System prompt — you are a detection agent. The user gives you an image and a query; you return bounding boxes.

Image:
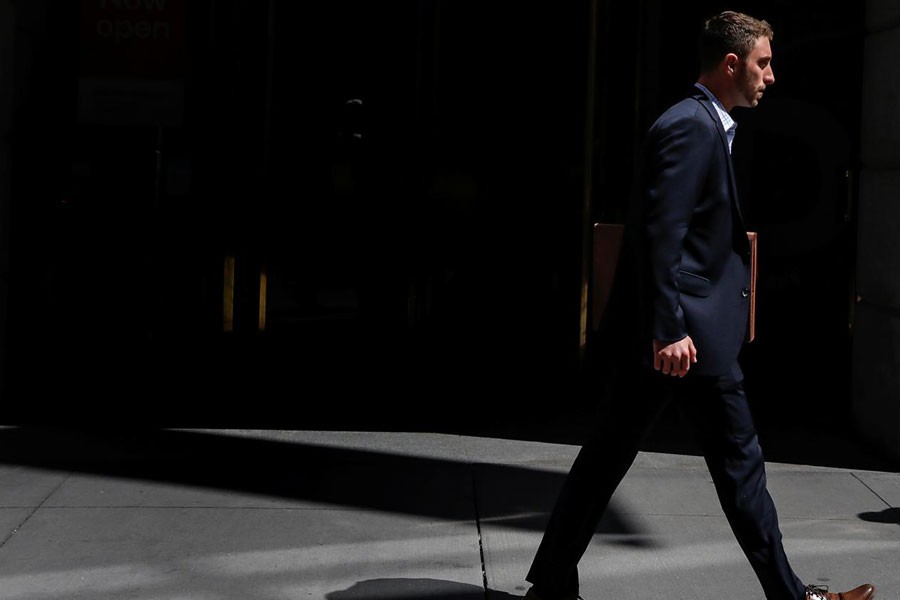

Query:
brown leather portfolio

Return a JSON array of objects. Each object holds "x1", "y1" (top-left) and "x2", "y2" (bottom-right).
[
  {"x1": 591, "y1": 223, "x2": 758, "y2": 342},
  {"x1": 746, "y1": 231, "x2": 757, "y2": 342}
]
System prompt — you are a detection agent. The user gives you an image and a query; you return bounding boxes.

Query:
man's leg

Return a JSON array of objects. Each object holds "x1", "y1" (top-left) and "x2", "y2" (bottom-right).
[
  {"x1": 677, "y1": 368, "x2": 806, "y2": 600},
  {"x1": 526, "y1": 367, "x2": 668, "y2": 599}
]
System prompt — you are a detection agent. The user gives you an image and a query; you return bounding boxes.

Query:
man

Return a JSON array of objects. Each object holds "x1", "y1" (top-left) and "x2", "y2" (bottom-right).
[{"x1": 523, "y1": 11, "x2": 876, "y2": 600}]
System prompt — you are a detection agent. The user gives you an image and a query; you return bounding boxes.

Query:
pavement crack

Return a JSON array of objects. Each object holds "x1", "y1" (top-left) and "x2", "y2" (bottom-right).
[
  {"x1": 0, "y1": 471, "x2": 72, "y2": 550},
  {"x1": 461, "y1": 438, "x2": 490, "y2": 600},
  {"x1": 472, "y1": 475, "x2": 489, "y2": 597},
  {"x1": 850, "y1": 472, "x2": 894, "y2": 508}
]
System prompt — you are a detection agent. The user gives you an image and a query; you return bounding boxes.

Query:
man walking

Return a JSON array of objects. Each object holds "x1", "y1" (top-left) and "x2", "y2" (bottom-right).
[{"x1": 524, "y1": 11, "x2": 876, "y2": 600}]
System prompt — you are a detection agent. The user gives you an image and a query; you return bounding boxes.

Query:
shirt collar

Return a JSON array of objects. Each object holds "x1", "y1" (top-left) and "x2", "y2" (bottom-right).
[
  {"x1": 694, "y1": 82, "x2": 736, "y2": 152},
  {"x1": 694, "y1": 82, "x2": 736, "y2": 133}
]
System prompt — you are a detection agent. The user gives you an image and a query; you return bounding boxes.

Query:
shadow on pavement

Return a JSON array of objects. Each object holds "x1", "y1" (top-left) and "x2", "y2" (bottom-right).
[
  {"x1": 857, "y1": 508, "x2": 900, "y2": 525},
  {"x1": 327, "y1": 579, "x2": 521, "y2": 600},
  {"x1": 0, "y1": 427, "x2": 647, "y2": 538}
]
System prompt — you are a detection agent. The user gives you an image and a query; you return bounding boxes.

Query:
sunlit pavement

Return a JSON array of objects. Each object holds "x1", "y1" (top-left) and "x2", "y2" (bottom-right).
[{"x1": 0, "y1": 428, "x2": 896, "y2": 600}]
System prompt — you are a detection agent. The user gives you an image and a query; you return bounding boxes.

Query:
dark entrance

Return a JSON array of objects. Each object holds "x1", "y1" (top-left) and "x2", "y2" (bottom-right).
[
  {"x1": 4, "y1": 1, "x2": 864, "y2": 433},
  {"x1": 7, "y1": 1, "x2": 592, "y2": 425}
]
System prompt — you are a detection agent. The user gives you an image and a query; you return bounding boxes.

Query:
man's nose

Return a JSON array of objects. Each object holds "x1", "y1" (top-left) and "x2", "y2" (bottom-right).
[{"x1": 764, "y1": 67, "x2": 775, "y2": 85}]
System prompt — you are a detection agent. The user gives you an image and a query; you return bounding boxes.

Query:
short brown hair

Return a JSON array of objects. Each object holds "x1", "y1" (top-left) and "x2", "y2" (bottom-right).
[{"x1": 699, "y1": 11, "x2": 773, "y2": 73}]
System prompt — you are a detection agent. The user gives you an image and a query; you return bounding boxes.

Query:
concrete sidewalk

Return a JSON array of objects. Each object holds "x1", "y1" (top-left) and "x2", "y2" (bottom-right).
[{"x1": 0, "y1": 427, "x2": 897, "y2": 600}]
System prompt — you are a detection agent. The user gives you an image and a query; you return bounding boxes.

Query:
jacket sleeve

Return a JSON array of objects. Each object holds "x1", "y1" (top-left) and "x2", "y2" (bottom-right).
[{"x1": 642, "y1": 113, "x2": 715, "y2": 344}]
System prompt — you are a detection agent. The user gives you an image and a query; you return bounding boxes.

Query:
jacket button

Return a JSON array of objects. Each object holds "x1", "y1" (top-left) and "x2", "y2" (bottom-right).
[{"x1": 741, "y1": 288, "x2": 750, "y2": 298}]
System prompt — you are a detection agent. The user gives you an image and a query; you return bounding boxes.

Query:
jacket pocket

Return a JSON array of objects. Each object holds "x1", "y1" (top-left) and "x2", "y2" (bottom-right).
[{"x1": 677, "y1": 269, "x2": 712, "y2": 298}]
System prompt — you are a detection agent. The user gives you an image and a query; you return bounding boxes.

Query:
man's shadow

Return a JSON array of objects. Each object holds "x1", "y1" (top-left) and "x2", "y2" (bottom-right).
[
  {"x1": 858, "y1": 508, "x2": 900, "y2": 525},
  {"x1": 327, "y1": 579, "x2": 520, "y2": 600}
]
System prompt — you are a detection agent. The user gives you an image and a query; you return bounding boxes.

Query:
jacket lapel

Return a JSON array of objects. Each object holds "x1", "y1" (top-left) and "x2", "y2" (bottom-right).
[{"x1": 692, "y1": 91, "x2": 747, "y2": 231}]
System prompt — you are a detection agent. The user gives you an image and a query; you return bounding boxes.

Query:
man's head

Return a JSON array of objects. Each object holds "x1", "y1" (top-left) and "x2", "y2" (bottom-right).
[{"x1": 698, "y1": 11, "x2": 775, "y2": 110}]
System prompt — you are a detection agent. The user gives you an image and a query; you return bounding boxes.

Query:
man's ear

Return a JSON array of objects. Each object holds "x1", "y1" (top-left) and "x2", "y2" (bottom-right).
[{"x1": 725, "y1": 53, "x2": 740, "y2": 75}]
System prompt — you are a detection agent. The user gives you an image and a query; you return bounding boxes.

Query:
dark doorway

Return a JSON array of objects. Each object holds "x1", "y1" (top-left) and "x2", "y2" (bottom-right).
[
  {"x1": 4, "y1": 1, "x2": 865, "y2": 434},
  {"x1": 6, "y1": 1, "x2": 593, "y2": 425}
]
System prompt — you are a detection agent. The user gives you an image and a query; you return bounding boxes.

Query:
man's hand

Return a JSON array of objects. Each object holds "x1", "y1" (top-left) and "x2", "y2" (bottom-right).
[{"x1": 653, "y1": 336, "x2": 698, "y2": 377}]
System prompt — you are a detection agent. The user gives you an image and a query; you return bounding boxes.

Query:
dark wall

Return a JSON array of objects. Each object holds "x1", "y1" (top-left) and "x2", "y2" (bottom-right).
[
  {"x1": 3, "y1": 1, "x2": 865, "y2": 431},
  {"x1": 4, "y1": 1, "x2": 593, "y2": 425}
]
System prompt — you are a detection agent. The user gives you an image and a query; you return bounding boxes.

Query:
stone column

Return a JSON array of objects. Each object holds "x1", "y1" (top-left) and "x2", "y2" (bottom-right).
[
  {"x1": 853, "y1": 2, "x2": 900, "y2": 461},
  {"x1": 0, "y1": 0, "x2": 13, "y2": 399}
]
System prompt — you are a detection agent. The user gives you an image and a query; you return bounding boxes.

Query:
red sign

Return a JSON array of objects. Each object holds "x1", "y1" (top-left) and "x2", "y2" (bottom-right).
[{"x1": 80, "y1": 0, "x2": 185, "y2": 79}]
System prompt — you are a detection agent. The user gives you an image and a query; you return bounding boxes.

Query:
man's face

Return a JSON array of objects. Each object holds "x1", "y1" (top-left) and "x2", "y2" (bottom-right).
[{"x1": 735, "y1": 36, "x2": 775, "y2": 108}]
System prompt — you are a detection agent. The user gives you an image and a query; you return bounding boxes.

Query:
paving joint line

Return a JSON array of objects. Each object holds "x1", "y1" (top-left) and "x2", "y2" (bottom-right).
[
  {"x1": 850, "y1": 472, "x2": 894, "y2": 508},
  {"x1": 0, "y1": 471, "x2": 72, "y2": 550},
  {"x1": 461, "y1": 437, "x2": 490, "y2": 600}
]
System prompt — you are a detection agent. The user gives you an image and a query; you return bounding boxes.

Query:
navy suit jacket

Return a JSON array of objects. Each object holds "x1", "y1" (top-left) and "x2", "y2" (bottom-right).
[{"x1": 635, "y1": 88, "x2": 753, "y2": 377}]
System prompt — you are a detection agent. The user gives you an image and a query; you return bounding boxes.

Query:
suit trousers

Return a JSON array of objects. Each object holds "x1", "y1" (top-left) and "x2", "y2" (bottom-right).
[{"x1": 525, "y1": 361, "x2": 806, "y2": 600}]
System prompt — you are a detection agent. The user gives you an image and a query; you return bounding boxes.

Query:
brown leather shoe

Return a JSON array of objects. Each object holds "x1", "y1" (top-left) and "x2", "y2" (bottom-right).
[{"x1": 805, "y1": 583, "x2": 876, "y2": 600}]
